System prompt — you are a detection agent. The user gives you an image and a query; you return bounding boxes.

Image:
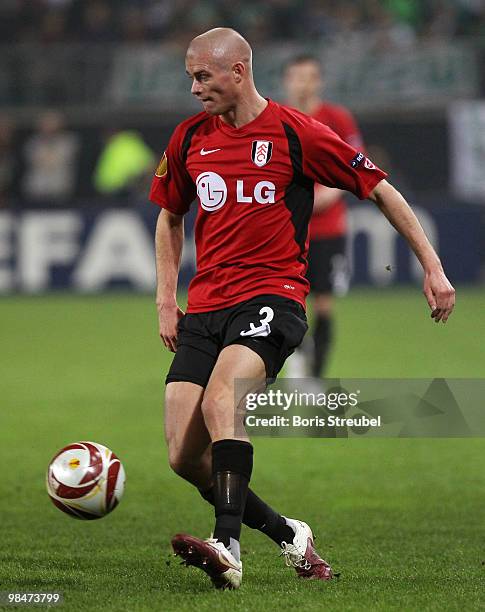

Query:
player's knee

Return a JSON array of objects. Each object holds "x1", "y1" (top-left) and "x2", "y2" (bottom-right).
[
  {"x1": 168, "y1": 449, "x2": 199, "y2": 480},
  {"x1": 313, "y1": 294, "x2": 333, "y2": 316},
  {"x1": 167, "y1": 447, "x2": 186, "y2": 476},
  {"x1": 200, "y1": 391, "x2": 229, "y2": 422},
  {"x1": 164, "y1": 383, "x2": 185, "y2": 413}
]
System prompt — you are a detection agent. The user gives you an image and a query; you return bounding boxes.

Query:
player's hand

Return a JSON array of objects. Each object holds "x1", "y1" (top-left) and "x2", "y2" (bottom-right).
[
  {"x1": 157, "y1": 302, "x2": 185, "y2": 352},
  {"x1": 423, "y1": 267, "x2": 455, "y2": 323}
]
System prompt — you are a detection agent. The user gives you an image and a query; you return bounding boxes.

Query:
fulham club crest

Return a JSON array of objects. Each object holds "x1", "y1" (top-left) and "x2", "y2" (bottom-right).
[{"x1": 251, "y1": 141, "x2": 273, "y2": 167}]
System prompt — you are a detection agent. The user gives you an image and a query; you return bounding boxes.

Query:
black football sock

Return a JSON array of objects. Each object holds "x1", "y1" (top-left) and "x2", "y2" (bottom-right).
[
  {"x1": 243, "y1": 489, "x2": 295, "y2": 546},
  {"x1": 199, "y1": 486, "x2": 294, "y2": 547},
  {"x1": 312, "y1": 314, "x2": 332, "y2": 378},
  {"x1": 211, "y1": 439, "x2": 253, "y2": 556}
]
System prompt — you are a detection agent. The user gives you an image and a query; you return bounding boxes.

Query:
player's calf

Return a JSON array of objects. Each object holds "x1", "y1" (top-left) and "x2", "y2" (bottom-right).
[{"x1": 211, "y1": 439, "x2": 253, "y2": 552}]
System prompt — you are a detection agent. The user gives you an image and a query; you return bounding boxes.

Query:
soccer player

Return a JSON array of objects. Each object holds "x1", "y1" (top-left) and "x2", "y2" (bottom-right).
[
  {"x1": 150, "y1": 28, "x2": 455, "y2": 590},
  {"x1": 283, "y1": 55, "x2": 364, "y2": 379}
]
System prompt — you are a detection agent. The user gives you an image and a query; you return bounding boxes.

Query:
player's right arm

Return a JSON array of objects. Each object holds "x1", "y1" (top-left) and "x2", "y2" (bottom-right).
[
  {"x1": 149, "y1": 122, "x2": 198, "y2": 351},
  {"x1": 155, "y1": 210, "x2": 185, "y2": 352}
]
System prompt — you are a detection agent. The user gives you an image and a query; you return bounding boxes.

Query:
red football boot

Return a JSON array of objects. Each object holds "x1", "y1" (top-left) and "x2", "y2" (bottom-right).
[{"x1": 279, "y1": 518, "x2": 334, "y2": 580}]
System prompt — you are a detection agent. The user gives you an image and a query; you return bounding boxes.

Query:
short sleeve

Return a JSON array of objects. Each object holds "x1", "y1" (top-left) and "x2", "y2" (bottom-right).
[
  {"x1": 301, "y1": 119, "x2": 387, "y2": 200},
  {"x1": 149, "y1": 125, "x2": 196, "y2": 215}
]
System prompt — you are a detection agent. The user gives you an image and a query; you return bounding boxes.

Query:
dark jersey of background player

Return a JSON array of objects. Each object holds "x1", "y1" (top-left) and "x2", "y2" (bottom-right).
[
  {"x1": 150, "y1": 99, "x2": 385, "y2": 314},
  {"x1": 283, "y1": 54, "x2": 364, "y2": 378}
]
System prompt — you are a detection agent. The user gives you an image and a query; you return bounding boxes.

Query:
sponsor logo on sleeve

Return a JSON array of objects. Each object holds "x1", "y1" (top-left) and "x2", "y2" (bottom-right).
[
  {"x1": 350, "y1": 152, "x2": 365, "y2": 168},
  {"x1": 364, "y1": 157, "x2": 376, "y2": 170},
  {"x1": 155, "y1": 152, "x2": 168, "y2": 177}
]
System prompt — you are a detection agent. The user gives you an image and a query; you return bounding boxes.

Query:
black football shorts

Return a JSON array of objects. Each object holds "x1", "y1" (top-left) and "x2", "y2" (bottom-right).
[
  {"x1": 166, "y1": 294, "x2": 308, "y2": 387},
  {"x1": 306, "y1": 236, "x2": 349, "y2": 295}
]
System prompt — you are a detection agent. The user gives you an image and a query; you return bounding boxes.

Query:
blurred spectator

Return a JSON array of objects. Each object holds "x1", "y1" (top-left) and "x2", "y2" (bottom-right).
[
  {"x1": 13, "y1": 1, "x2": 45, "y2": 44},
  {"x1": 45, "y1": 0, "x2": 75, "y2": 6},
  {"x1": 2, "y1": 0, "x2": 483, "y2": 45},
  {"x1": 0, "y1": 1, "x2": 22, "y2": 45},
  {"x1": 380, "y1": 0, "x2": 423, "y2": 30},
  {"x1": 0, "y1": 115, "x2": 16, "y2": 208},
  {"x1": 81, "y1": 1, "x2": 117, "y2": 43},
  {"x1": 119, "y1": 6, "x2": 147, "y2": 43},
  {"x1": 366, "y1": 1, "x2": 416, "y2": 51},
  {"x1": 39, "y1": 9, "x2": 69, "y2": 44},
  {"x1": 144, "y1": 0, "x2": 179, "y2": 39},
  {"x1": 266, "y1": 0, "x2": 305, "y2": 40},
  {"x1": 302, "y1": 0, "x2": 342, "y2": 39},
  {"x1": 219, "y1": 1, "x2": 272, "y2": 43},
  {"x1": 334, "y1": 2, "x2": 365, "y2": 34},
  {"x1": 423, "y1": 0, "x2": 459, "y2": 41},
  {"x1": 93, "y1": 130, "x2": 154, "y2": 201},
  {"x1": 22, "y1": 111, "x2": 80, "y2": 205},
  {"x1": 182, "y1": 2, "x2": 224, "y2": 40},
  {"x1": 329, "y1": 2, "x2": 369, "y2": 51}
]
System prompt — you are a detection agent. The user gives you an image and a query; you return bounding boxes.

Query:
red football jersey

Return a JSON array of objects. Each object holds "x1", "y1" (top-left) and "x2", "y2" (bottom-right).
[
  {"x1": 310, "y1": 102, "x2": 365, "y2": 239},
  {"x1": 150, "y1": 99, "x2": 385, "y2": 313}
]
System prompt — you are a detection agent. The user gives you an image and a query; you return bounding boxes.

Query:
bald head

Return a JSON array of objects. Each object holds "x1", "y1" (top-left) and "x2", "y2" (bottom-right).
[
  {"x1": 185, "y1": 28, "x2": 265, "y2": 119},
  {"x1": 187, "y1": 28, "x2": 252, "y2": 75}
]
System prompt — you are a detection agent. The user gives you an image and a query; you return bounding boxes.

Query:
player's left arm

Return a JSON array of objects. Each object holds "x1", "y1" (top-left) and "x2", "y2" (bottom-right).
[{"x1": 368, "y1": 179, "x2": 455, "y2": 323}]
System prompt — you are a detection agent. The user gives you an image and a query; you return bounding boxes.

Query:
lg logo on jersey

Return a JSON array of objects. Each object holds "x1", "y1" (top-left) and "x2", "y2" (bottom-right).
[
  {"x1": 196, "y1": 172, "x2": 275, "y2": 212},
  {"x1": 196, "y1": 172, "x2": 227, "y2": 212}
]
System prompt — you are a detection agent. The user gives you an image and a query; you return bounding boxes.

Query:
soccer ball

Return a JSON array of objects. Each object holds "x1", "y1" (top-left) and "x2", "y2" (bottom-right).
[{"x1": 46, "y1": 441, "x2": 125, "y2": 520}]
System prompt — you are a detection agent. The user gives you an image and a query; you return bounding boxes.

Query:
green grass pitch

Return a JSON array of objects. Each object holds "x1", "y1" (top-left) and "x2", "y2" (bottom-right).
[{"x1": 1, "y1": 288, "x2": 484, "y2": 611}]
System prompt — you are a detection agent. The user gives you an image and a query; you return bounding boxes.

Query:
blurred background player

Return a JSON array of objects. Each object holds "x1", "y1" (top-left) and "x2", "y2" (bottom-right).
[
  {"x1": 21, "y1": 111, "x2": 80, "y2": 207},
  {"x1": 283, "y1": 55, "x2": 364, "y2": 380}
]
